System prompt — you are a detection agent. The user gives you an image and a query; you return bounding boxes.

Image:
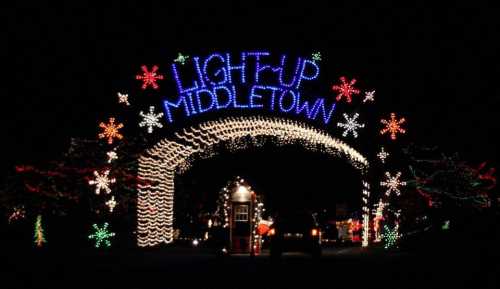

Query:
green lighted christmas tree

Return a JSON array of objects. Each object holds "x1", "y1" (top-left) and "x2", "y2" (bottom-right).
[{"x1": 34, "y1": 215, "x2": 46, "y2": 247}]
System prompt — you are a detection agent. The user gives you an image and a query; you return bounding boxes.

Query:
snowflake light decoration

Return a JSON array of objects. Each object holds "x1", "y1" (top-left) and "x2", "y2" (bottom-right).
[
  {"x1": 380, "y1": 171, "x2": 406, "y2": 197},
  {"x1": 98, "y1": 118, "x2": 124, "y2": 144},
  {"x1": 8, "y1": 206, "x2": 26, "y2": 224},
  {"x1": 311, "y1": 52, "x2": 322, "y2": 62},
  {"x1": 117, "y1": 92, "x2": 130, "y2": 106},
  {"x1": 139, "y1": 106, "x2": 164, "y2": 133},
  {"x1": 88, "y1": 170, "x2": 116, "y2": 195},
  {"x1": 107, "y1": 150, "x2": 118, "y2": 163},
  {"x1": 135, "y1": 65, "x2": 164, "y2": 90},
  {"x1": 380, "y1": 113, "x2": 406, "y2": 140},
  {"x1": 337, "y1": 113, "x2": 365, "y2": 138},
  {"x1": 363, "y1": 90, "x2": 375, "y2": 103},
  {"x1": 88, "y1": 222, "x2": 115, "y2": 248},
  {"x1": 106, "y1": 196, "x2": 117, "y2": 213},
  {"x1": 174, "y1": 53, "x2": 190, "y2": 65},
  {"x1": 382, "y1": 225, "x2": 399, "y2": 249},
  {"x1": 377, "y1": 147, "x2": 389, "y2": 163},
  {"x1": 331, "y1": 76, "x2": 360, "y2": 103}
]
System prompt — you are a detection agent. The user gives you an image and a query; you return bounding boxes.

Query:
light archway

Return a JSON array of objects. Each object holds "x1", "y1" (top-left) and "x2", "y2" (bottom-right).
[{"x1": 137, "y1": 116, "x2": 370, "y2": 247}]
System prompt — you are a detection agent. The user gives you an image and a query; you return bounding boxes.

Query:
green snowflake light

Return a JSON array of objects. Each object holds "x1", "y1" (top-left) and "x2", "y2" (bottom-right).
[
  {"x1": 174, "y1": 53, "x2": 190, "y2": 65},
  {"x1": 88, "y1": 222, "x2": 115, "y2": 248},
  {"x1": 311, "y1": 52, "x2": 322, "y2": 62},
  {"x1": 382, "y1": 225, "x2": 399, "y2": 249}
]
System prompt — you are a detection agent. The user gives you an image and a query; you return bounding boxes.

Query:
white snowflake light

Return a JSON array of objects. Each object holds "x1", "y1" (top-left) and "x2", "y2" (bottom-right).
[
  {"x1": 377, "y1": 147, "x2": 389, "y2": 163},
  {"x1": 337, "y1": 113, "x2": 365, "y2": 138},
  {"x1": 88, "y1": 170, "x2": 116, "y2": 195},
  {"x1": 117, "y1": 92, "x2": 130, "y2": 106},
  {"x1": 363, "y1": 90, "x2": 375, "y2": 103},
  {"x1": 311, "y1": 52, "x2": 322, "y2": 62},
  {"x1": 380, "y1": 171, "x2": 406, "y2": 197},
  {"x1": 106, "y1": 196, "x2": 117, "y2": 213},
  {"x1": 174, "y1": 53, "x2": 190, "y2": 65},
  {"x1": 107, "y1": 151, "x2": 118, "y2": 163},
  {"x1": 139, "y1": 106, "x2": 164, "y2": 133}
]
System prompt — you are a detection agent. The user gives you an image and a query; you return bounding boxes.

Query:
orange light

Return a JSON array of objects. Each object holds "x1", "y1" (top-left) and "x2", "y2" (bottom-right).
[
  {"x1": 268, "y1": 228, "x2": 276, "y2": 236},
  {"x1": 98, "y1": 117, "x2": 124, "y2": 144},
  {"x1": 380, "y1": 113, "x2": 406, "y2": 140},
  {"x1": 311, "y1": 229, "x2": 319, "y2": 236}
]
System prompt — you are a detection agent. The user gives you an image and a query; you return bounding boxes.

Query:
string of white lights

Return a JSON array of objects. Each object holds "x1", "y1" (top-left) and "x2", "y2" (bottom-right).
[
  {"x1": 362, "y1": 181, "x2": 370, "y2": 247},
  {"x1": 137, "y1": 116, "x2": 370, "y2": 247}
]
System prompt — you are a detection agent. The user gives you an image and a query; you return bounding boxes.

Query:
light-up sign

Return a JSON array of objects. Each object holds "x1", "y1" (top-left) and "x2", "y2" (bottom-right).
[{"x1": 163, "y1": 51, "x2": 336, "y2": 124}]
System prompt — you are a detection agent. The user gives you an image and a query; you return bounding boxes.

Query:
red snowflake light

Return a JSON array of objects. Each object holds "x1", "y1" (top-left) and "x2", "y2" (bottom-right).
[
  {"x1": 135, "y1": 65, "x2": 164, "y2": 90},
  {"x1": 331, "y1": 76, "x2": 360, "y2": 103},
  {"x1": 98, "y1": 117, "x2": 124, "y2": 144},
  {"x1": 380, "y1": 113, "x2": 406, "y2": 140}
]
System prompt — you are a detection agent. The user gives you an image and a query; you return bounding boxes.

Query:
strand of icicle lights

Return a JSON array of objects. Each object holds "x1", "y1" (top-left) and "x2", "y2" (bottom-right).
[
  {"x1": 137, "y1": 116, "x2": 370, "y2": 247},
  {"x1": 362, "y1": 181, "x2": 370, "y2": 247}
]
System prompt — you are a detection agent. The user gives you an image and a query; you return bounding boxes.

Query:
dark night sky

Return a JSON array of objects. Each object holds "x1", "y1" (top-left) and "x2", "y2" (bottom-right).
[{"x1": 3, "y1": 4, "x2": 499, "y2": 206}]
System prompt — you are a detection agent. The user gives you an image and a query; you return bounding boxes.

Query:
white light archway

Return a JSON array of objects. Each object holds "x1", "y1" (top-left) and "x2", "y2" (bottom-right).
[{"x1": 137, "y1": 116, "x2": 370, "y2": 247}]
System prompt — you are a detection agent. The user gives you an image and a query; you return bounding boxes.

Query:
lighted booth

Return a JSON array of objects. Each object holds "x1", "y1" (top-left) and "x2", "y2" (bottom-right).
[
  {"x1": 214, "y1": 177, "x2": 265, "y2": 255},
  {"x1": 230, "y1": 184, "x2": 254, "y2": 253}
]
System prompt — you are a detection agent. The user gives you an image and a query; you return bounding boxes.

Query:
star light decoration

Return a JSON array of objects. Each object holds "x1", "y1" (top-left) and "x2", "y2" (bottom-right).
[
  {"x1": 380, "y1": 113, "x2": 406, "y2": 140},
  {"x1": 377, "y1": 147, "x2": 389, "y2": 163},
  {"x1": 139, "y1": 106, "x2": 164, "y2": 133},
  {"x1": 107, "y1": 150, "x2": 118, "y2": 163},
  {"x1": 174, "y1": 53, "x2": 190, "y2": 65},
  {"x1": 311, "y1": 52, "x2": 322, "y2": 62},
  {"x1": 337, "y1": 113, "x2": 365, "y2": 138},
  {"x1": 88, "y1": 170, "x2": 116, "y2": 195},
  {"x1": 135, "y1": 65, "x2": 164, "y2": 90},
  {"x1": 106, "y1": 196, "x2": 117, "y2": 213},
  {"x1": 8, "y1": 206, "x2": 26, "y2": 223},
  {"x1": 331, "y1": 76, "x2": 360, "y2": 103},
  {"x1": 363, "y1": 90, "x2": 375, "y2": 103},
  {"x1": 117, "y1": 92, "x2": 130, "y2": 106},
  {"x1": 380, "y1": 171, "x2": 406, "y2": 197},
  {"x1": 88, "y1": 223, "x2": 115, "y2": 248},
  {"x1": 98, "y1": 118, "x2": 124, "y2": 144}
]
